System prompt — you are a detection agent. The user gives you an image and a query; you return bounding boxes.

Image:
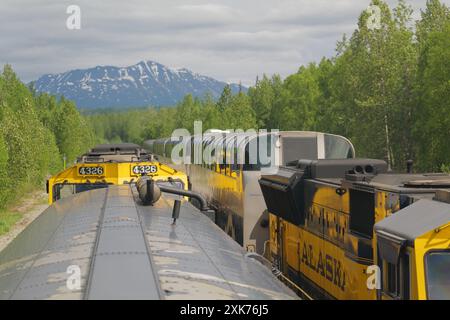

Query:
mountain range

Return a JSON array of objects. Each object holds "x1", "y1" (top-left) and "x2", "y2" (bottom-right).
[{"x1": 32, "y1": 60, "x2": 244, "y2": 109}]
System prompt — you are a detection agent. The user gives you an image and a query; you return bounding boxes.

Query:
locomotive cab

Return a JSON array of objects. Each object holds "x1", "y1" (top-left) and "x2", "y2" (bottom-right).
[
  {"x1": 374, "y1": 191, "x2": 450, "y2": 300},
  {"x1": 47, "y1": 143, "x2": 188, "y2": 204}
]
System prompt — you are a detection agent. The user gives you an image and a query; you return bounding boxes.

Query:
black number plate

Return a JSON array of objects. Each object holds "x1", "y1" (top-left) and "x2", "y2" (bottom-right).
[
  {"x1": 132, "y1": 165, "x2": 158, "y2": 175},
  {"x1": 78, "y1": 166, "x2": 104, "y2": 176}
]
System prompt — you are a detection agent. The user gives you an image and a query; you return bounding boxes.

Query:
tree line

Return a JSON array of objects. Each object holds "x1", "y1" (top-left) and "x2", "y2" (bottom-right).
[
  {"x1": 0, "y1": 65, "x2": 95, "y2": 210},
  {"x1": 1, "y1": 0, "x2": 448, "y2": 212},
  {"x1": 89, "y1": 0, "x2": 450, "y2": 172}
]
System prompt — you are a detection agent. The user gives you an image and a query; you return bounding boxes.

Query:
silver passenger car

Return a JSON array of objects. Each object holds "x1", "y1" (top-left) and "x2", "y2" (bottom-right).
[{"x1": 145, "y1": 131, "x2": 355, "y2": 255}]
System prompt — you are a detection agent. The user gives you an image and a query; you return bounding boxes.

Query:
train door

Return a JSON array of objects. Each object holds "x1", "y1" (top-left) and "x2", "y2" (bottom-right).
[
  {"x1": 297, "y1": 204, "x2": 326, "y2": 298},
  {"x1": 304, "y1": 184, "x2": 347, "y2": 299},
  {"x1": 276, "y1": 217, "x2": 286, "y2": 274},
  {"x1": 318, "y1": 206, "x2": 328, "y2": 297},
  {"x1": 323, "y1": 206, "x2": 339, "y2": 296},
  {"x1": 376, "y1": 234, "x2": 412, "y2": 300}
]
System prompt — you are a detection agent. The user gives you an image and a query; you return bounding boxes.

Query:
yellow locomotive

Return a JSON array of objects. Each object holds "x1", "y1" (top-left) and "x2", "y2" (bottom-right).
[
  {"x1": 259, "y1": 159, "x2": 450, "y2": 300},
  {"x1": 47, "y1": 143, "x2": 188, "y2": 204}
]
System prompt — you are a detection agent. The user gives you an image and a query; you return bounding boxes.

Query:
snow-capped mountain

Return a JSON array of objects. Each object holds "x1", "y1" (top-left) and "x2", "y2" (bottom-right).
[{"x1": 32, "y1": 60, "x2": 243, "y2": 109}]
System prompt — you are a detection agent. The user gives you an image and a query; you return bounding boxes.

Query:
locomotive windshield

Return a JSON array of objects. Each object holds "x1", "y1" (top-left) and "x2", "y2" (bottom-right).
[
  {"x1": 281, "y1": 133, "x2": 355, "y2": 165},
  {"x1": 52, "y1": 183, "x2": 110, "y2": 202},
  {"x1": 425, "y1": 250, "x2": 450, "y2": 300},
  {"x1": 324, "y1": 134, "x2": 355, "y2": 159}
]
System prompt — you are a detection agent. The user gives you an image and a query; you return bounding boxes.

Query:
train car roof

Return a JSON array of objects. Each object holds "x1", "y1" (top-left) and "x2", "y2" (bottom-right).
[
  {"x1": 90, "y1": 143, "x2": 142, "y2": 153},
  {"x1": 148, "y1": 131, "x2": 354, "y2": 145},
  {"x1": 278, "y1": 159, "x2": 450, "y2": 195},
  {"x1": 347, "y1": 173, "x2": 450, "y2": 196},
  {"x1": 375, "y1": 198, "x2": 450, "y2": 245},
  {"x1": 0, "y1": 186, "x2": 297, "y2": 300}
]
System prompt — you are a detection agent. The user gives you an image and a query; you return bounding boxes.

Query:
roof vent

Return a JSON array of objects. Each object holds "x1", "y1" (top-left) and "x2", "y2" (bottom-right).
[{"x1": 404, "y1": 180, "x2": 450, "y2": 188}]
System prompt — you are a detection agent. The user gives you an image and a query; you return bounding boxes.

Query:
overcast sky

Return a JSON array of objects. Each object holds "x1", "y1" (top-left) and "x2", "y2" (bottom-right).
[{"x1": 0, "y1": 0, "x2": 448, "y2": 86}]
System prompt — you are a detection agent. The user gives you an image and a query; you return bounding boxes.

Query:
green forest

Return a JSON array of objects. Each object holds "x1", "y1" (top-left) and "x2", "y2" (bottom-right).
[
  {"x1": 0, "y1": 0, "x2": 449, "y2": 215},
  {"x1": 0, "y1": 65, "x2": 95, "y2": 212}
]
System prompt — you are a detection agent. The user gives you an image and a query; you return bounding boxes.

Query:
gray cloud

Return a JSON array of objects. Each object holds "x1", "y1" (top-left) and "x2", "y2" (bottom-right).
[{"x1": 0, "y1": 0, "x2": 448, "y2": 86}]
